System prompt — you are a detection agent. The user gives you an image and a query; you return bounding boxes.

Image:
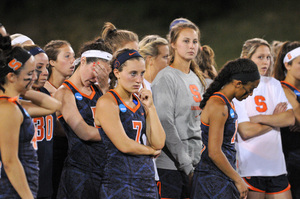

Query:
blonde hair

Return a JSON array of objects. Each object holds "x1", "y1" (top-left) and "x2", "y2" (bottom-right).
[
  {"x1": 101, "y1": 22, "x2": 138, "y2": 53},
  {"x1": 139, "y1": 35, "x2": 168, "y2": 58}
]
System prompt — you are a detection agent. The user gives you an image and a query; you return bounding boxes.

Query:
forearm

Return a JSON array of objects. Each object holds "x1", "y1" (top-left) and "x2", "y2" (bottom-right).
[
  {"x1": 4, "y1": 159, "x2": 34, "y2": 199},
  {"x1": 118, "y1": 138, "x2": 157, "y2": 155},
  {"x1": 146, "y1": 106, "x2": 166, "y2": 150},
  {"x1": 238, "y1": 122, "x2": 272, "y2": 140},
  {"x1": 251, "y1": 110, "x2": 295, "y2": 127},
  {"x1": 209, "y1": 149, "x2": 241, "y2": 183},
  {"x1": 73, "y1": 121, "x2": 101, "y2": 141}
]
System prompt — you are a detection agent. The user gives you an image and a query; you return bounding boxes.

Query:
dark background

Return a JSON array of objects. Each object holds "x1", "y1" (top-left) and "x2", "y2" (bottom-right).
[{"x1": 1, "y1": 0, "x2": 299, "y2": 69}]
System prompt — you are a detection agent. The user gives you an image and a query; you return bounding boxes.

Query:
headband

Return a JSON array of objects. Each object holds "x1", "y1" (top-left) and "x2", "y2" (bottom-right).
[
  {"x1": 0, "y1": 48, "x2": 32, "y2": 78},
  {"x1": 231, "y1": 70, "x2": 260, "y2": 82},
  {"x1": 283, "y1": 47, "x2": 300, "y2": 64},
  {"x1": 11, "y1": 35, "x2": 34, "y2": 46},
  {"x1": 29, "y1": 47, "x2": 45, "y2": 56},
  {"x1": 169, "y1": 19, "x2": 189, "y2": 30},
  {"x1": 81, "y1": 50, "x2": 112, "y2": 61},
  {"x1": 113, "y1": 50, "x2": 143, "y2": 69}
]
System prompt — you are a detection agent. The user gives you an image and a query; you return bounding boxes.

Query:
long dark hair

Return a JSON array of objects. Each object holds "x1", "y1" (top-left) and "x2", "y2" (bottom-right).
[{"x1": 200, "y1": 58, "x2": 259, "y2": 109}]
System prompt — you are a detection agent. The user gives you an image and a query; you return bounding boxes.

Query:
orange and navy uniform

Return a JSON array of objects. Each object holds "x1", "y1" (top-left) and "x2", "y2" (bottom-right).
[
  {"x1": 56, "y1": 80, "x2": 105, "y2": 199},
  {"x1": 191, "y1": 92, "x2": 239, "y2": 198},
  {"x1": 0, "y1": 96, "x2": 39, "y2": 198},
  {"x1": 99, "y1": 89, "x2": 158, "y2": 199}
]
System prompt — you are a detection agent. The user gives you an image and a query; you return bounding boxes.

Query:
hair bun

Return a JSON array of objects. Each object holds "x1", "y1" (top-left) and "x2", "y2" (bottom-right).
[{"x1": 0, "y1": 35, "x2": 12, "y2": 52}]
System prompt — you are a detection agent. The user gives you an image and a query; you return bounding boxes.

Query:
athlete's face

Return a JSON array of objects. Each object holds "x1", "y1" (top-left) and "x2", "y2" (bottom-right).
[
  {"x1": 32, "y1": 53, "x2": 49, "y2": 89},
  {"x1": 15, "y1": 56, "x2": 37, "y2": 92},
  {"x1": 172, "y1": 28, "x2": 199, "y2": 62},
  {"x1": 250, "y1": 45, "x2": 272, "y2": 76},
  {"x1": 152, "y1": 45, "x2": 169, "y2": 72},
  {"x1": 286, "y1": 56, "x2": 300, "y2": 81},
  {"x1": 236, "y1": 79, "x2": 260, "y2": 101},
  {"x1": 81, "y1": 58, "x2": 110, "y2": 87},
  {"x1": 115, "y1": 59, "x2": 145, "y2": 93},
  {"x1": 51, "y1": 45, "x2": 75, "y2": 77}
]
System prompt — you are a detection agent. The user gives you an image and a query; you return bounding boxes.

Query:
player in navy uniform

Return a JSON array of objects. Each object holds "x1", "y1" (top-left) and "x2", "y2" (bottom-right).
[
  {"x1": 191, "y1": 59, "x2": 260, "y2": 199},
  {"x1": 24, "y1": 44, "x2": 57, "y2": 199},
  {"x1": 54, "y1": 40, "x2": 112, "y2": 199},
  {"x1": 0, "y1": 35, "x2": 61, "y2": 199},
  {"x1": 94, "y1": 49, "x2": 165, "y2": 198},
  {"x1": 274, "y1": 41, "x2": 300, "y2": 199}
]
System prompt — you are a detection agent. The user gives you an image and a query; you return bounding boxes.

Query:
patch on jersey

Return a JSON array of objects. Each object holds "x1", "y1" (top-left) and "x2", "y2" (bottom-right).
[
  {"x1": 119, "y1": 104, "x2": 127, "y2": 112},
  {"x1": 294, "y1": 89, "x2": 300, "y2": 97},
  {"x1": 23, "y1": 108, "x2": 30, "y2": 117},
  {"x1": 75, "y1": 92, "x2": 83, "y2": 100},
  {"x1": 133, "y1": 99, "x2": 138, "y2": 105},
  {"x1": 230, "y1": 108, "x2": 235, "y2": 118}
]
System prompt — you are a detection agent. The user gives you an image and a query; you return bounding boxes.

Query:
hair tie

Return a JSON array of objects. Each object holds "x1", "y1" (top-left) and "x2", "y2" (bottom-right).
[{"x1": 111, "y1": 28, "x2": 117, "y2": 33}]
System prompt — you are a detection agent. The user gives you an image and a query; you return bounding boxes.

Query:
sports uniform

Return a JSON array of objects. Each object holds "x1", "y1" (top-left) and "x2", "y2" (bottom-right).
[
  {"x1": 56, "y1": 80, "x2": 105, "y2": 199},
  {"x1": 151, "y1": 66, "x2": 204, "y2": 198},
  {"x1": 234, "y1": 76, "x2": 292, "y2": 194},
  {"x1": 280, "y1": 81, "x2": 300, "y2": 198},
  {"x1": 33, "y1": 87, "x2": 55, "y2": 198},
  {"x1": 191, "y1": 92, "x2": 239, "y2": 199},
  {"x1": 99, "y1": 89, "x2": 158, "y2": 199},
  {"x1": 0, "y1": 96, "x2": 39, "y2": 198}
]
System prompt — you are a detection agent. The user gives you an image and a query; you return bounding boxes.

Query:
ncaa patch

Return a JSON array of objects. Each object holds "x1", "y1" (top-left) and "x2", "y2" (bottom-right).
[
  {"x1": 230, "y1": 108, "x2": 235, "y2": 118},
  {"x1": 119, "y1": 104, "x2": 127, "y2": 112},
  {"x1": 75, "y1": 92, "x2": 83, "y2": 100},
  {"x1": 294, "y1": 89, "x2": 300, "y2": 97}
]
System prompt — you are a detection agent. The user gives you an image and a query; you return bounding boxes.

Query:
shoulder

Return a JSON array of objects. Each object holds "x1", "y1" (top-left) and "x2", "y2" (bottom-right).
[
  {"x1": 152, "y1": 66, "x2": 177, "y2": 84},
  {"x1": 54, "y1": 84, "x2": 73, "y2": 100},
  {"x1": 206, "y1": 96, "x2": 228, "y2": 115},
  {"x1": 96, "y1": 92, "x2": 118, "y2": 110},
  {"x1": 261, "y1": 76, "x2": 281, "y2": 87},
  {"x1": 0, "y1": 100, "x2": 22, "y2": 122}
]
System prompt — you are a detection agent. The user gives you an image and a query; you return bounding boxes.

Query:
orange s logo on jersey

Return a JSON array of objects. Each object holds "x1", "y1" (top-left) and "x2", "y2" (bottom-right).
[
  {"x1": 132, "y1": 121, "x2": 142, "y2": 143},
  {"x1": 189, "y1": 85, "x2": 202, "y2": 103},
  {"x1": 254, "y1": 95, "x2": 268, "y2": 112}
]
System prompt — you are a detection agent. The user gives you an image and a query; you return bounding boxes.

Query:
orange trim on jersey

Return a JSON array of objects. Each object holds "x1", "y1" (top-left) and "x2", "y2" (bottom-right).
[
  {"x1": 201, "y1": 144, "x2": 206, "y2": 154},
  {"x1": 201, "y1": 120, "x2": 209, "y2": 126},
  {"x1": 57, "y1": 115, "x2": 63, "y2": 119},
  {"x1": 96, "y1": 125, "x2": 102, "y2": 129},
  {"x1": 242, "y1": 177, "x2": 265, "y2": 193},
  {"x1": 63, "y1": 80, "x2": 96, "y2": 100},
  {"x1": 0, "y1": 95, "x2": 18, "y2": 103},
  {"x1": 109, "y1": 89, "x2": 140, "y2": 113},
  {"x1": 265, "y1": 184, "x2": 291, "y2": 195},
  {"x1": 47, "y1": 80, "x2": 58, "y2": 89},
  {"x1": 281, "y1": 81, "x2": 300, "y2": 92},
  {"x1": 213, "y1": 92, "x2": 235, "y2": 110}
]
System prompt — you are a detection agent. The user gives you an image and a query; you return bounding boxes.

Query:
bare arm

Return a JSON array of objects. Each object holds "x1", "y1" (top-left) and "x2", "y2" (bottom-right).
[
  {"x1": 54, "y1": 86, "x2": 100, "y2": 141},
  {"x1": 20, "y1": 89, "x2": 61, "y2": 117},
  {"x1": 205, "y1": 99, "x2": 248, "y2": 198},
  {"x1": 139, "y1": 88, "x2": 165, "y2": 150},
  {"x1": 0, "y1": 103, "x2": 34, "y2": 199},
  {"x1": 237, "y1": 122, "x2": 272, "y2": 140},
  {"x1": 250, "y1": 109, "x2": 295, "y2": 127},
  {"x1": 282, "y1": 86, "x2": 300, "y2": 125},
  {"x1": 94, "y1": 94, "x2": 160, "y2": 156}
]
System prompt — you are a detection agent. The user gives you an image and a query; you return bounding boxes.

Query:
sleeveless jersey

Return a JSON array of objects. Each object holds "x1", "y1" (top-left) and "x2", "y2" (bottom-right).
[
  {"x1": 195, "y1": 92, "x2": 238, "y2": 179},
  {"x1": 99, "y1": 89, "x2": 157, "y2": 198},
  {"x1": 280, "y1": 81, "x2": 300, "y2": 152},
  {"x1": 33, "y1": 87, "x2": 55, "y2": 197},
  {"x1": 58, "y1": 80, "x2": 105, "y2": 172},
  {"x1": 0, "y1": 96, "x2": 39, "y2": 198}
]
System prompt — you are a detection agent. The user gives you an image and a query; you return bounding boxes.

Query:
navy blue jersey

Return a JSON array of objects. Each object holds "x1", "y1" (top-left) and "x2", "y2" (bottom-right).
[
  {"x1": 0, "y1": 96, "x2": 39, "y2": 198},
  {"x1": 57, "y1": 80, "x2": 105, "y2": 198},
  {"x1": 99, "y1": 89, "x2": 157, "y2": 199},
  {"x1": 33, "y1": 87, "x2": 55, "y2": 197},
  {"x1": 196, "y1": 92, "x2": 238, "y2": 177},
  {"x1": 281, "y1": 81, "x2": 300, "y2": 152}
]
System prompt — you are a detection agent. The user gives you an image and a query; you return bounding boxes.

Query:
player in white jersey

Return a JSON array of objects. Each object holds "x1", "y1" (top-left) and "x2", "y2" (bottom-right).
[{"x1": 234, "y1": 38, "x2": 294, "y2": 199}]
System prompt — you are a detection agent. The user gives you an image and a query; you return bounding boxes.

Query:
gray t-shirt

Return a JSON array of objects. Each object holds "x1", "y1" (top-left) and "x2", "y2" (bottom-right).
[{"x1": 151, "y1": 66, "x2": 205, "y2": 175}]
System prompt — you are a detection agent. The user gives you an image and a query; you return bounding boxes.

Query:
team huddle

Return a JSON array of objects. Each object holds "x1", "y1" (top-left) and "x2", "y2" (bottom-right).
[{"x1": 0, "y1": 17, "x2": 299, "y2": 199}]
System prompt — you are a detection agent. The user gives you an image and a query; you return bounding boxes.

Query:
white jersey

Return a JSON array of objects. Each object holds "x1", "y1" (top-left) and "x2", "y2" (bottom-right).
[{"x1": 234, "y1": 76, "x2": 292, "y2": 177}]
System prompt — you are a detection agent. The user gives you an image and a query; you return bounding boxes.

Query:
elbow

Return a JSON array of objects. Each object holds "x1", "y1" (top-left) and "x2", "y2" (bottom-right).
[
  {"x1": 55, "y1": 101, "x2": 62, "y2": 112},
  {"x1": 208, "y1": 149, "x2": 219, "y2": 161},
  {"x1": 238, "y1": 132, "x2": 251, "y2": 141},
  {"x1": 151, "y1": 142, "x2": 165, "y2": 150}
]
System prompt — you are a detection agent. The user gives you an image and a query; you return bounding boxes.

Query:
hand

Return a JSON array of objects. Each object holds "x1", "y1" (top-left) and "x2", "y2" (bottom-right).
[
  {"x1": 94, "y1": 62, "x2": 110, "y2": 93},
  {"x1": 138, "y1": 83, "x2": 153, "y2": 110},
  {"x1": 152, "y1": 149, "x2": 161, "y2": 158},
  {"x1": 273, "y1": 102, "x2": 287, "y2": 114},
  {"x1": 234, "y1": 178, "x2": 248, "y2": 199}
]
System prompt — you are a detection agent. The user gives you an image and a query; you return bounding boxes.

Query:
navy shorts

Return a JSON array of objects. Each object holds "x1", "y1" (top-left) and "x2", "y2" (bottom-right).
[
  {"x1": 157, "y1": 168, "x2": 190, "y2": 199},
  {"x1": 243, "y1": 174, "x2": 291, "y2": 194},
  {"x1": 191, "y1": 170, "x2": 239, "y2": 199}
]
